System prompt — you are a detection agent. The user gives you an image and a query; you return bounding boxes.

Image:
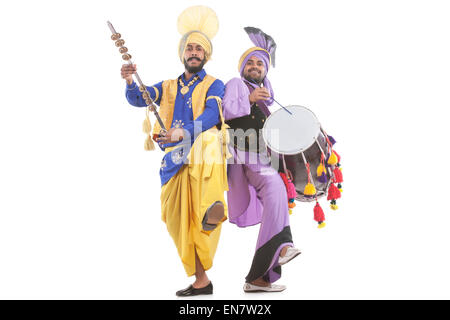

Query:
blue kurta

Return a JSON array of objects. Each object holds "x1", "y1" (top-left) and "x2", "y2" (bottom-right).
[{"x1": 125, "y1": 69, "x2": 225, "y2": 186}]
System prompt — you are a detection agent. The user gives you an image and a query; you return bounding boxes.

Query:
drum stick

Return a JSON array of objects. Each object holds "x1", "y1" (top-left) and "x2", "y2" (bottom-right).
[
  {"x1": 248, "y1": 79, "x2": 292, "y2": 115},
  {"x1": 271, "y1": 98, "x2": 293, "y2": 115}
]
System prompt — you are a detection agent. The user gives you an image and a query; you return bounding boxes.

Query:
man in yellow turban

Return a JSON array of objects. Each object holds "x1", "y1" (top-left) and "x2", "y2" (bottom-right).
[{"x1": 120, "y1": 6, "x2": 229, "y2": 296}]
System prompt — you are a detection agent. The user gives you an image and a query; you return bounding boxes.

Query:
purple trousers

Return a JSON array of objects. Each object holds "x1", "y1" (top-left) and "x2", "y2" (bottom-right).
[{"x1": 227, "y1": 148, "x2": 294, "y2": 283}]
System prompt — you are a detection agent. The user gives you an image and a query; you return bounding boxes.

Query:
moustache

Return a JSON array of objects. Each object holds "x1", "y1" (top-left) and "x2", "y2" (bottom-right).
[
  {"x1": 187, "y1": 57, "x2": 202, "y2": 62},
  {"x1": 248, "y1": 68, "x2": 261, "y2": 74}
]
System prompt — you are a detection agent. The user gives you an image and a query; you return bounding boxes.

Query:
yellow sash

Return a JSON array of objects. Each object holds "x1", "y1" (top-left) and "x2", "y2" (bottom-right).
[{"x1": 152, "y1": 75, "x2": 217, "y2": 135}]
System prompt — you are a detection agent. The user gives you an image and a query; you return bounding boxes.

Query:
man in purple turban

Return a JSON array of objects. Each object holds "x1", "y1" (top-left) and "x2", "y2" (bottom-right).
[{"x1": 222, "y1": 27, "x2": 301, "y2": 292}]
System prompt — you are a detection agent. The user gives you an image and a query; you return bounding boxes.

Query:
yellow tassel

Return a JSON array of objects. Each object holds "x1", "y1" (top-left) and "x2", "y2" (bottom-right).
[
  {"x1": 144, "y1": 135, "x2": 155, "y2": 151},
  {"x1": 289, "y1": 209, "x2": 293, "y2": 215},
  {"x1": 142, "y1": 107, "x2": 155, "y2": 151},
  {"x1": 303, "y1": 182, "x2": 316, "y2": 196},
  {"x1": 317, "y1": 163, "x2": 325, "y2": 176},
  {"x1": 142, "y1": 115, "x2": 151, "y2": 134},
  {"x1": 327, "y1": 152, "x2": 338, "y2": 166},
  {"x1": 318, "y1": 222, "x2": 326, "y2": 229},
  {"x1": 330, "y1": 204, "x2": 339, "y2": 210}
]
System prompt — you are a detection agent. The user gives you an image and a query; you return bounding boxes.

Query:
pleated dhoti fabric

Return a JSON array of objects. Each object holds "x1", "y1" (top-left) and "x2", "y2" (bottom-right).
[{"x1": 160, "y1": 128, "x2": 228, "y2": 276}]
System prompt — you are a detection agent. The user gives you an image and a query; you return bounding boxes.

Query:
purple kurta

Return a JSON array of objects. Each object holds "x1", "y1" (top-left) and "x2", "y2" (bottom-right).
[{"x1": 223, "y1": 77, "x2": 293, "y2": 283}]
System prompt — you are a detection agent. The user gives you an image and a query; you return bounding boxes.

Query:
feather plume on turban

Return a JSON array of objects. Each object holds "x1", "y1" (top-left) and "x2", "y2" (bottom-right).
[
  {"x1": 177, "y1": 6, "x2": 219, "y2": 63},
  {"x1": 239, "y1": 27, "x2": 277, "y2": 106}
]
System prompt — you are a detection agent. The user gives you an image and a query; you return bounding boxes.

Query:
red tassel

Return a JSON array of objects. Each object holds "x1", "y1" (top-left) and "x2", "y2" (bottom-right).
[
  {"x1": 314, "y1": 202, "x2": 325, "y2": 223},
  {"x1": 279, "y1": 172, "x2": 289, "y2": 185},
  {"x1": 333, "y1": 167, "x2": 343, "y2": 183},
  {"x1": 327, "y1": 183, "x2": 341, "y2": 200}
]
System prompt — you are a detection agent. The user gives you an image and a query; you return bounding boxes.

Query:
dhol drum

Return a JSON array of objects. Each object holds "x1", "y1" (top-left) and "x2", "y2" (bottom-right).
[{"x1": 262, "y1": 105, "x2": 334, "y2": 202}]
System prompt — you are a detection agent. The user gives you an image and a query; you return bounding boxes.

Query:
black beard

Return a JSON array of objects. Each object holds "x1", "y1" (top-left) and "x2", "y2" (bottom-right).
[
  {"x1": 184, "y1": 57, "x2": 206, "y2": 74},
  {"x1": 244, "y1": 74, "x2": 263, "y2": 85}
]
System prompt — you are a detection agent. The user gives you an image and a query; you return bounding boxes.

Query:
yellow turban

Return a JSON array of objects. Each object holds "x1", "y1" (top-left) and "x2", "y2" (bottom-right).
[{"x1": 177, "y1": 6, "x2": 219, "y2": 63}]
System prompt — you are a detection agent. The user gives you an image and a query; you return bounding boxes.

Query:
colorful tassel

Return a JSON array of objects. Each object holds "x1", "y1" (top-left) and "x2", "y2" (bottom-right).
[
  {"x1": 333, "y1": 167, "x2": 343, "y2": 183},
  {"x1": 317, "y1": 173, "x2": 327, "y2": 184},
  {"x1": 289, "y1": 201, "x2": 296, "y2": 209},
  {"x1": 314, "y1": 201, "x2": 325, "y2": 222},
  {"x1": 330, "y1": 199, "x2": 339, "y2": 210},
  {"x1": 328, "y1": 135, "x2": 336, "y2": 145},
  {"x1": 316, "y1": 154, "x2": 327, "y2": 183},
  {"x1": 304, "y1": 182, "x2": 316, "y2": 196},
  {"x1": 314, "y1": 202, "x2": 326, "y2": 228},
  {"x1": 280, "y1": 172, "x2": 297, "y2": 210},
  {"x1": 316, "y1": 163, "x2": 326, "y2": 176},
  {"x1": 327, "y1": 184, "x2": 341, "y2": 210},
  {"x1": 303, "y1": 162, "x2": 316, "y2": 196},
  {"x1": 286, "y1": 179, "x2": 297, "y2": 200},
  {"x1": 327, "y1": 152, "x2": 338, "y2": 166},
  {"x1": 328, "y1": 183, "x2": 341, "y2": 200}
]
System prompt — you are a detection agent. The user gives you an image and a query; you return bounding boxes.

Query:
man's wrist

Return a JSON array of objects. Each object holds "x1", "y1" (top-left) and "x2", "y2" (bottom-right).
[{"x1": 126, "y1": 80, "x2": 136, "y2": 90}]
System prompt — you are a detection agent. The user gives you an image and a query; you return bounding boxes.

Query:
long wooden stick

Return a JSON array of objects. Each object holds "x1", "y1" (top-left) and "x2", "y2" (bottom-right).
[{"x1": 107, "y1": 21, "x2": 166, "y2": 132}]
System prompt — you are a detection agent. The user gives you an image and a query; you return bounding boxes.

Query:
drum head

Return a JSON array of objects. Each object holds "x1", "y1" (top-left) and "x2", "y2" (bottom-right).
[{"x1": 262, "y1": 105, "x2": 321, "y2": 155}]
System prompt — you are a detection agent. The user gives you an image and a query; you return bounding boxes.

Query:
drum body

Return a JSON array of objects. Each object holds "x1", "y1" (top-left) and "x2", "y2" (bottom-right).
[{"x1": 262, "y1": 105, "x2": 332, "y2": 202}]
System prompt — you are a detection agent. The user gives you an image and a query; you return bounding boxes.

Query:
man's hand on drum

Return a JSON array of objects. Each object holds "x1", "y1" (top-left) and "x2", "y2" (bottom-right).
[
  {"x1": 249, "y1": 87, "x2": 270, "y2": 104},
  {"x1": 156, "y1": 128, "x2": 185, "y2": 144},
  {"x1": 121, "y1": 64, "x2": 137, "y2": 85}
]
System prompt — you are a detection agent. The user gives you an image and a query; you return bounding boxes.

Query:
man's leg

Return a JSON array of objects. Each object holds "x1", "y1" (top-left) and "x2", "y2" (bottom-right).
[
  {"x1": 193, "y1": 249, "x2": 211, "y2": 288},
  {"x1": 243, "y1": 164, "x2": 294, "y2": 285}
]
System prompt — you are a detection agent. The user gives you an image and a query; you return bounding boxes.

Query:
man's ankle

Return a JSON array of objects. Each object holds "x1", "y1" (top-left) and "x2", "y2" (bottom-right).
[
  {"x1": 250, "y1": 278, "x2": 270, "y2": 287},
  {"x1": 193, "y1": 279, "x2": 210, "y2": 289}
]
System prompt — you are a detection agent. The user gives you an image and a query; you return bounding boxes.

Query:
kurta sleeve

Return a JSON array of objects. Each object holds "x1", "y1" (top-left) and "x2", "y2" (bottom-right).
[
  {"x1": 182, "y1": 79, "x2": 224, "y2": 138},
  {"x1": 125, "y1": 81, "x2": 163, "y2": 107},
  {"x1": 222, "y1": 78, "x2": 252, "y2": 121}
]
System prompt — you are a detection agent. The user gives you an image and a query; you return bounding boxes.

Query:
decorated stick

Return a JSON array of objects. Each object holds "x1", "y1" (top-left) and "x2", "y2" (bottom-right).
[{"x1": 107, "y1": 21, "x2": 167, "y2": 137}]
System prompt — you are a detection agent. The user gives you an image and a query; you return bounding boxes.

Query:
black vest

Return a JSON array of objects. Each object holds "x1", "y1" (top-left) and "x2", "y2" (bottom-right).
[{"x1": 225, "y1": 103, "x2": 267, "y2": 153}]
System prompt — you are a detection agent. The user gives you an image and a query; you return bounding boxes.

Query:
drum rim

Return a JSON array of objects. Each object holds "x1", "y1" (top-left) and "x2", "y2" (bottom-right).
[{"x1": 262, "y1": 105, "x2": 321, "y2": 155}]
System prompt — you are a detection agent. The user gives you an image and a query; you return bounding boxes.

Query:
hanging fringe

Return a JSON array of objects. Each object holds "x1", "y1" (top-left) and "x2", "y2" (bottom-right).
[
  {"x1": 327, "y1": 152, "x2": 338, "y2": 166},
  {"x1": 280, "y1": 172, "x2": 297, "y2": 211},
  {"x1": 327, "y1": 183, "x2": 341, "y2": 210},
  {"x1": 316, "y1": 154, "x2": 328, "y2": 183},
  {"x1": 328, "y1": 135, "x2": 336, "y2": 145},
  {"x1": 304, "y1": 182, "x2": 316, "y2": 196},
  {"x1": 317, "y1": 173, "x2": 327, "y2": 184},
  {"x1": 303, "y1": 162, "x2": 316, "y2": 197},
  {"x1": 144, "y1": 135, "x2": 155, "y2": 151},
  {"x1": 314, "y1": 201, "x2": 326, "y2": 228},
  {"x1": 333, "y1": 166, "x2": 343, "y2": 183},
  {"x1": 142, "y1": 107, "x2": 155, "y2": 151}
]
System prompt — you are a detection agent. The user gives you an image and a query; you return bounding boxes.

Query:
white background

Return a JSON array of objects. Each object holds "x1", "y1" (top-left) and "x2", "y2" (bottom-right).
[{"x1": 1, "y1": 0, "x2": 449, "y2": 300}]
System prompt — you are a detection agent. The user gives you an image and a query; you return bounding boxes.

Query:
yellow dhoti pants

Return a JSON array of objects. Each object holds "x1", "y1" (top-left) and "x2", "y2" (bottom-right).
[{"x1": 160, "y1": 128, "x2": 228, "y2": 276}]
